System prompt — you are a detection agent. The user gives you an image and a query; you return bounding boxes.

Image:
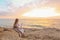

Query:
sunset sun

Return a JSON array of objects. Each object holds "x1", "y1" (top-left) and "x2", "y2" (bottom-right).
[{"x1": 22, "y1": 7, "x2": 59, "y2": 18}]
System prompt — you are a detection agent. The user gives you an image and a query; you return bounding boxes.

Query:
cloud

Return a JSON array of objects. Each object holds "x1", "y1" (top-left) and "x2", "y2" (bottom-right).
[
  {"x1": 0, "y1": 0, "x2": 36, "y2": 16},
  {"x1": 0, "y1": 0, "x2": 60, "y2": 18}
]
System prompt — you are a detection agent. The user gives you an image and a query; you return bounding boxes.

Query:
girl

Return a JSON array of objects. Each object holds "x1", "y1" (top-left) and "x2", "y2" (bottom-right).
[{"x1": 13, "y1": 18, "x2": 25, "y2": 37}]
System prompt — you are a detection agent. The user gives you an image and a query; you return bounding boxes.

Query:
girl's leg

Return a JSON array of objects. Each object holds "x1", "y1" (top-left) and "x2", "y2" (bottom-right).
[
  {"x1": 14, "y1": 28, "x2": 21, "y2": 37},
  {"x1": 18, "y1": 30, "x2": 25, "y2": 37},
  {"x1": 14, "y1": 28, "x2": 25, "y2": 37}
]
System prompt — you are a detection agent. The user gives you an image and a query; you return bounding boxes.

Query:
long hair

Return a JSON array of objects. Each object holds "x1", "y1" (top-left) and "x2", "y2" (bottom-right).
[{"x1": 13, "y1": 18, "x2": 19, "y2": 28}]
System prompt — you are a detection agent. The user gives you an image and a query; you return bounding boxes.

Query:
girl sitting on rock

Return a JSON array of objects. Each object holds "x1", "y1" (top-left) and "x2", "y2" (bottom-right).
[{"x1": 13, "y1": 18, "x2": 25, "y2": 37}]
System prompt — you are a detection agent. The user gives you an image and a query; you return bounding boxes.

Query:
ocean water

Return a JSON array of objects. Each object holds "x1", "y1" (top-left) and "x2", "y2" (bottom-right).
[
  {"x1": 0, "y1": 19, "x2": 15, "y2": 28},
  {"x1": 0, "y1": 19, "x2": 44, "y2": 28},
  {"x1": 0, "y1": 19, "x2": 60, "y2": 28},
  {"x1": 0, "y1": 19, "x2": 30, "y2": 28}
]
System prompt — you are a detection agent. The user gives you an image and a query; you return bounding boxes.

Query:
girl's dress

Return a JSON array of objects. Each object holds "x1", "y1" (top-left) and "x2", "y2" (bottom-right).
[{"x1": 14, "y1": 23, "x2": 25, "y2": 37}]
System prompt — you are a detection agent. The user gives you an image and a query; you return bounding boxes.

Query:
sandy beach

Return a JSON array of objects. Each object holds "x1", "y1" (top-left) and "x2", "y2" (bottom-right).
[{"x1": 0, "y1": 27, "x2": 60, "y2": 40}]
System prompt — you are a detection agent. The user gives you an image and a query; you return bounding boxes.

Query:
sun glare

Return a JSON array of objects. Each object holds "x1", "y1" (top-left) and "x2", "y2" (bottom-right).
[{"x1": 22, "y1": 7, "x2": 59, "y2": 18}]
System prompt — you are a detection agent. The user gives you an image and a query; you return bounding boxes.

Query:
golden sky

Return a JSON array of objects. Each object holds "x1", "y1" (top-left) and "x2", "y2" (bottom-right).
[{"x1": 0, "y1": 0, "x2": 60, "y2": 19}]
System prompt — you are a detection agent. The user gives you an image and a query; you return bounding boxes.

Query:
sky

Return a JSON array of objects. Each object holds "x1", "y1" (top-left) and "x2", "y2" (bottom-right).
[{"x1": 0, "y1": 0, "x2": 60, "y2": 18}]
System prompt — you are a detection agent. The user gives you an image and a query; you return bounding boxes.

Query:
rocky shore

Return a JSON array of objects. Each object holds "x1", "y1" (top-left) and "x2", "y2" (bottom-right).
[{"x1": 0, "y1": 27, "x2": 60, "y2": 40}]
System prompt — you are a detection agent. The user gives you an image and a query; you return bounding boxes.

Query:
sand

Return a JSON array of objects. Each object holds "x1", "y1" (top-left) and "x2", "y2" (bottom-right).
[{"x1": 0, "y1": 27, "x2": 60, "y2": 40}]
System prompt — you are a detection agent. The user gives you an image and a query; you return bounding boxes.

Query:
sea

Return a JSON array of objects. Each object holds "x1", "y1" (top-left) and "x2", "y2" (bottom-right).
[
  {"x1": 0, "y1": 19, "x2": 45, "y2": 29},
  {"x1": 0, "y1": 19, "x2": 15, "y2": 28},
  {"x1": 0, "y1": 19, "x2": 60, "y2": 29}
]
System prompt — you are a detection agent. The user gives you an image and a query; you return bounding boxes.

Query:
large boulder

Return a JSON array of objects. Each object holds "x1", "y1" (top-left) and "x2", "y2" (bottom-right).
[{"x1": 0, "y1": 28, "x2": 20, "y2": 40}]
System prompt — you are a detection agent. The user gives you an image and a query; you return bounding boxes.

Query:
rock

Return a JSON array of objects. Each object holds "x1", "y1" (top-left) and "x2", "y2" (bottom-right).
[
  {"x1": 0, "y1": 28, "x2": 20, "y2": 40},
  {"x1": 0, "y1": 27, "x2": 4, "y2": 32}
]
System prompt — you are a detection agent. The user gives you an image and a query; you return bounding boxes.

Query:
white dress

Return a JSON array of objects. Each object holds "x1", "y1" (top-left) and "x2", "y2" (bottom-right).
[{"x1": 17, "y1": 24, "x2": 24, "y2": 34}]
